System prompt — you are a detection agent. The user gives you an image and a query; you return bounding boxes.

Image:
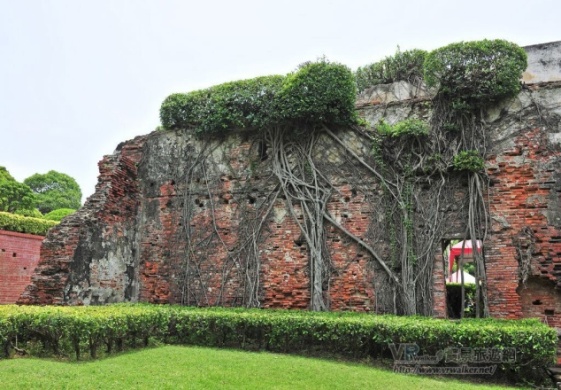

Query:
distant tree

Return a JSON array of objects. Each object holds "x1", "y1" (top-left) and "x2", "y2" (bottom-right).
[
  {"x1": 24, "y1": 171, "x2": 82, "y2": 214},
  {"x1": 0, "y1": 166, "x2": 15, "y2": 182},
  {"x1": 0, "y1": 167, "x2": 36, "y2": 213}
]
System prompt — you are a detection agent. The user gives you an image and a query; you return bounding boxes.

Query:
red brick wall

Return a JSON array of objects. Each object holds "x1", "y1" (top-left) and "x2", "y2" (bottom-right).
[
  {"x1": 486, "y1": 123, "x2": 561, "y2": 324},
  {"x1": 0, "y1": 230, "x2": 43, "y2": 304}
]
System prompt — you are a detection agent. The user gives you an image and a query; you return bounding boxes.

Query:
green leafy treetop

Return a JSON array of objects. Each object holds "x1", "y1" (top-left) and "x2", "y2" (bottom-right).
[
  {"x1": 0, "y1": 166, "x2": 15, "y2": 182},
  {"x1": 24, "y1": 170, "x2": 82, "y2": 214},
  {"x1": 0, "y1": 166, "x2": 36, "y2": 213}
]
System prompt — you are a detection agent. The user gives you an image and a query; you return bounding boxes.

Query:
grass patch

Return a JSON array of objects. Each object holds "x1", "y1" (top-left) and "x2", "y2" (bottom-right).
[{"x1": 0, "y1": 345, "x2": 522, "y2": 389}]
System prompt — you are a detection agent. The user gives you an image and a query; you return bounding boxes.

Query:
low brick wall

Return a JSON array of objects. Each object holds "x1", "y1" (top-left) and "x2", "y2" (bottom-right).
[{"x1": 0, "y1": 230, "x2": 43, "y2": 304}]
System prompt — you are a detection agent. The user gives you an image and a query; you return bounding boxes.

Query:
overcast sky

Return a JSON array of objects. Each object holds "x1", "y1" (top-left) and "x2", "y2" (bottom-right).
[{"x1": 1, "y1": 0, "x2": 559, "y2": 203}]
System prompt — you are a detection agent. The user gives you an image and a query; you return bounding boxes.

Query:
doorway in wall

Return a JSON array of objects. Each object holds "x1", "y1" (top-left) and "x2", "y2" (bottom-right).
[{"x1": 443, "y1": 239, "x2": 482, "y2": 318}]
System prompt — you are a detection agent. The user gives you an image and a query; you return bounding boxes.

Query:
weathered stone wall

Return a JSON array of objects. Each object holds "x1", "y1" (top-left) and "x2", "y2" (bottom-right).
[
  {"x1": 18, "y1": 42, "x2": 561, "y2": 327},
  {"x1": 522, "y1": 41, "x2": 561, "y2": 84},
  {"x1": 0, "y1": 230, "x2": 43, "y2": 304}
]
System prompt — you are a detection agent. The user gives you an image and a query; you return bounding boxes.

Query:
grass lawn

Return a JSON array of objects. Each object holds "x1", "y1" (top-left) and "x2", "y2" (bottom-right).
[{"x1": 0, "y1": 345, "x2": 523, "y2": 389}]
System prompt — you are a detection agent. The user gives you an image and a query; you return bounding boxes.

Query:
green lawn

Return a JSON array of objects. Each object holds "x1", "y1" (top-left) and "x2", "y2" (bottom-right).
[{"x1": 0, "y1": 346, "x2": 523, "y2": 389}]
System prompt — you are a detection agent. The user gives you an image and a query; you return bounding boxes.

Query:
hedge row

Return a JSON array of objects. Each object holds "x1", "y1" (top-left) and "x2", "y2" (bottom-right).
[
  {"x1": 0, "y1": 304, "x2": 555, "y2": 380},
  {"x1": 160, "y1": 60, "x2": 357, "y2": 134},
  {"x1": 0, "y1": 211, "x2": 58, "y2": 236}
]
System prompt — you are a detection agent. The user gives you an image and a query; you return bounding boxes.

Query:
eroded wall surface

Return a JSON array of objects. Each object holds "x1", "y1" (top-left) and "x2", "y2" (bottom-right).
[
  {"x1": 19, "y1": 137, "x2": 146, "y2": 305},
  {"x1": 485, "y1": 82, "x2": 561, "y2": 325}
]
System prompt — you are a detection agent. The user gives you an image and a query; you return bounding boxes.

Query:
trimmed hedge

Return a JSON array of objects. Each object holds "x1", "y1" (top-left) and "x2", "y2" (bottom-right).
[
  {"x1": 0, "y1": 304, "x2": 555, "y2": 383},
  {"x1": 160, "y1": 59, "x2": 357, "y2": 134},
  {"x1": 160, "y1": 75, "x2": 285, "y2": 133},
  {"x1": 0, "y1": 211, "x2": 58, "y2": 236},
  {"x1": 43, "y1": 208, "x2": 76, "y2": 222},
  {"x1": 14, "y1": 208, "x2": 43, "y2": 218}
]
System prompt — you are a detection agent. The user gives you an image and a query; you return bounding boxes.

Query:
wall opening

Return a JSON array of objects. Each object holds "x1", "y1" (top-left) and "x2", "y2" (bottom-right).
[{"x1": 443, "y1": 238, "x2": 482, "y2": 319}]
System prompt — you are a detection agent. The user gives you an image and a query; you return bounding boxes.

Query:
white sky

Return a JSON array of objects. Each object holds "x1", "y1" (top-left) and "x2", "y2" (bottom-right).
[{"x1": 1, "y1": 0, "x2": 559, "y2": 202}]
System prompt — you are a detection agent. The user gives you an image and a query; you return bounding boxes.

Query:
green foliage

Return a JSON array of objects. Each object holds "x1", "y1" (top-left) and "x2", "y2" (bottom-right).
[
  {"x1": 453, "y1": 150, "x2": 485, "y2": 172},
  {"x1": 43, "y1": 208, "x2": 76, "y2": 222},
  {"x1": 424, "y1": 39, "x2": 527, "y2": 109},
  {"x1": 14, "y1": 208, "x2": 43, "y2": 218},
  {"x1": 160, "y1": 76, "x2": 285, "y2": 133},
  {"x1": 355, "y1": 48, "x2": 427, "y2": 91},
  {"x1": 160, "y1": 59, "x2": 357, "y2": 134},
  {"x1": 0, "y1": 180, "x2": 36, "y2": 213},
  {"x1": 377, "y1": 118, "x2": 429, "y2": 138},
  {"x1": 0, "y1": 166, "x2": 15, "y2": 182},
  {"x1": 24, "y1": 171, "x2": 82, "y2": 214},
  {"x1": 0, "y1": 304, "x2": 555, "y2": 383},
  {"x1": 277, "y1": 59, "x2": 357, "y2": 128},
  {"x1": 0, "y1": 211, "x2": 58, "y2": 235}
]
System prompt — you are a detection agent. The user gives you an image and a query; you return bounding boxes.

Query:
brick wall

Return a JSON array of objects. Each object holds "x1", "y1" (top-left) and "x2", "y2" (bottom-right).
[
  {"x1": 0, "y1": 230, "x2": 43, "y2": 304},
  {"x1": 486, "y1": 119, "x2": 561, "y2": 324}
]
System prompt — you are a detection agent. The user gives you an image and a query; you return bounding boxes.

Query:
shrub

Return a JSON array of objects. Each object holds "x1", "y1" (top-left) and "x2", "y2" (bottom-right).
[
  {"x1": 160, "y1": 59, "x2": 357, "y2": 134},
  {"x1": 0, "y1": 211, "x2": 58, "y2": 236},
  {"x1": 355, "y1": 48, "x2": 427, "y2": 91},
  {"x1": 43, "y1": 208, "x2": 76, "y2": 222},
  {"x1": 377, "y1": 119, "x2": 429, "y2": 138},
  {"x1": 14, "y1": 208, "x2": 43, "y2": 218},
  {"x1": 424, "y1": 39, "x2": 527, "y2": 109},
  {"x1": 453, "y1": 150, "x2": 485, "y2": 172}
]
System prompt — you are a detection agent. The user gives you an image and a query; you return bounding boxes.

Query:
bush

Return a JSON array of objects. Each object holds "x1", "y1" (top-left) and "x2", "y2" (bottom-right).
[
  {"x1": 278, "y1": 59, "x2": 357, "y2": 128},
  {"x1": 355, "y1": 48, "x2": 427, "y2": 91},
  {"x1": 14, "y1": 208, "x2": 43, "y2": 218},
  {"x1": 0, "y1": 211, "x2": 58, "y2": 236},
  {"x1": 43, "y1": 208, "x2": 76, "y2": 222},
  {"x1": 160, "y1": 59, "x2": 357, "y2": 134},
  {"x1": 424, "y1": 39, "x2": 527, "y2": 108},
  {"x1": 377, "y1": 119, "x2": 429, "y2": 138},
  {"x1": 453, "y1": 150, "x2": 485, "y2": 172}
]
